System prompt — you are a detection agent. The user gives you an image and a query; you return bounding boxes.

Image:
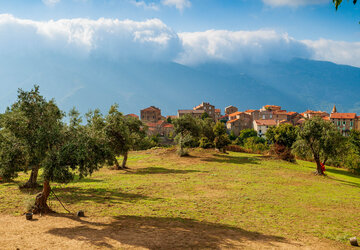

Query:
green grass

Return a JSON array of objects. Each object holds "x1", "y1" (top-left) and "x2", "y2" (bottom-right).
[{"x1": 1, "y1": 147, "x2": 360, "y2": 244}]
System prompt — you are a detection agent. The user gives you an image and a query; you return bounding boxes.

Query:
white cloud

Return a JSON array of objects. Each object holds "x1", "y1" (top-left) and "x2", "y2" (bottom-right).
[
  {"x1": 177, "y1": 30, "x2": 311, "y2": 65},
  {"x1": 0, "y1": 14, "x2": 180, "y2": 62},
  {"x1": 263, "y1": 0, "x2": 330, "y2": 7},
  {"x1": 130, "y1": 0, "x2": 159, "y2": 10},
  {"x1": 0, "y1": 15, "x2": 359, "y2": 68},
  {"x1": 303, "y1": 39, "x2": 360, "y2": 67},
  {"x1": 161, "y1": 0, "x2": 191, "y2": 11},
  {"x1": 42, "y1": 0, "x2": 61, "y2": 7}
]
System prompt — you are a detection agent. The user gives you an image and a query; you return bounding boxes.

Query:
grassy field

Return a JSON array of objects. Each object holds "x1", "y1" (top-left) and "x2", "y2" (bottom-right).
[{"x1": 1, "y1": 147, "x2": 359, "y2": 247}]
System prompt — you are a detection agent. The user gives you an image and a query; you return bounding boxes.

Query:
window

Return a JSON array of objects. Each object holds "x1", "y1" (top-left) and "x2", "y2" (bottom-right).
[
  {"x1": 343, "y1": 121, "x2": 346, "y2": 125},
  {"x1": 351, "y1": 121, "x2": 353, "y2": 126}
]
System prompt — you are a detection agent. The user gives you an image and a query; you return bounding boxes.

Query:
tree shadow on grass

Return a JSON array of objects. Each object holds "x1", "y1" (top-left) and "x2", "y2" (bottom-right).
[
  {"x1": 127, "y1": 167, "x2": 205, "y2": 175},
  {"x1": 326, "y1": 168, "x2": 360, "y2": 188},
  {"x1": 50, "y1": 187, "x2": 162, "y2": 205},
  {"x1": 46, "y1": 214, "x2": 297, "y2": 249},
  {"x1": 202, "y1": 154, "x2": 260, "y2": 165}
]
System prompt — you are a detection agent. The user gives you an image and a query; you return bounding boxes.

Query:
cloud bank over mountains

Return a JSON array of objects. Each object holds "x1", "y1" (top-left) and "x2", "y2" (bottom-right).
[{"x1": 0, "y1": 14, "x2": 359, "y2": 67}]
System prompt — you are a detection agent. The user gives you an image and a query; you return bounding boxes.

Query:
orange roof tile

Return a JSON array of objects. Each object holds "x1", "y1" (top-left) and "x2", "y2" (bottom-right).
[
  {"x1": 228, "y1": 111, "x2": 243, "y2": 117},
  {"x1": 126, "y1": 114, "x2": 139, "y2": 118},
  {"x1": 245, "y1": 109, "x2": 257, "y2": 113},
  {"x1": 323, "y1": 116, "x2": 330, "y2": 121},
  {"x1": 227, "y1": 119, "x2": 240, "y2": 124},
  {"x1": 215, "y1": 109, "x2": 221, "y2": 113},
  {"x1": 330, "y1": 113, "x2": 357, "y2": 119},
  {"x1": 163, "y1": 124, "x2": 174, "y2": 128},
  {"x1": 254, "y1": 119, "x2": 277, "y2": 126}
]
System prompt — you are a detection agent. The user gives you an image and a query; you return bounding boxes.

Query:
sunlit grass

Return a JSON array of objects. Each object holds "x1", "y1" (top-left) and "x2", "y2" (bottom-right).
[{"x1": 1, "y1": 147, "x2": 360, "y2": 244}]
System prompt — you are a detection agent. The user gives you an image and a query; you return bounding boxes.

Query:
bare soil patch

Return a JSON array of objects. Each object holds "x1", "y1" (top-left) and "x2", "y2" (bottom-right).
[{"x1": 0, "y1": 214, "x2": 347, "y2": 249}]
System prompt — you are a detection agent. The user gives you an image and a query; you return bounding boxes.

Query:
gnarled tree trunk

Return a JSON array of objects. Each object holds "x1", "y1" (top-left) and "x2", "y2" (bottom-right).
[
  {"x1": 114, "y1": 156, "x2": 122, "y2": 170},
  {"x1": 121, "y1": 152, "x2": 128, "y2": 169},
  {"x1": 22, "y1": 166, "x2": 40, "y2": 188},
  {"x1": 33, "y1": 180, "x2": 53, "y2": 214},
  {"x1": 315, "y1": 159, "x2": 324, "y2": 175}
]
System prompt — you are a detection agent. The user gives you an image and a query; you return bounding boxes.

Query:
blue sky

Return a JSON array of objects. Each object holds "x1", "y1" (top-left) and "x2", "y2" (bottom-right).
[
  {"x1": 1, "y1": 0, "x2": 359, "y2": 41},
  {"x1": 0, "y1": 0, "x2": 359, "y2": 67}
]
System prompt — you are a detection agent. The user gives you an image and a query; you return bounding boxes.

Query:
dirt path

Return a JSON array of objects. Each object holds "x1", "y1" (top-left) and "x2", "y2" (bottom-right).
[{"x1": 0, "y1": 214, "x2": 348, "y2": 249}]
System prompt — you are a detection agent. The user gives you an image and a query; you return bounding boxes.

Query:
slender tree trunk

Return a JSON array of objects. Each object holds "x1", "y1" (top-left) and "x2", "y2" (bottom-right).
[
  {"x1": 114, "y1": 157, "x2": 121, "y2": 170},
  {"x1": 22, "y1": 166, "x2": 40, "y2": 188},
  {"x1": 121, "y1": 152, "x2": 129, "y2": 169},
  {"x1": 315, "y1": 159, "x2": 324, "y2": 175},
  {"x1": 33, "y1": 180, "x2": 53, "y2": 214}
]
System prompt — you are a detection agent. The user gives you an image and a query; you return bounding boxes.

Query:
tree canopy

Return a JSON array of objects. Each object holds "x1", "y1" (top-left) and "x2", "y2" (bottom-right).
[{"x1": 292, "y1": 117, "x2": 346, "y2": 175}]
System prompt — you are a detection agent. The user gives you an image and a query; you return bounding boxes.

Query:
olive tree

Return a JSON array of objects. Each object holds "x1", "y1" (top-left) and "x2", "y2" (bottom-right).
[
  {"x1": 213, "y1": 121, "x2": 230, "y2": 153},
  {"x1": 266, "y1": 124, "x2": 298, "y2": 162},
  {"x1": 173, "y1": 115, "x2": 200, "y2": 156},
  {"x1": 33, "y1": 109, "x2": 109, "y2": 213},
  {"x1": 292, "y1": 117, "x2": 346, "y2": 175},
  {"x1": 0, "y1": 86, "x2": 64, "y2": 188}
]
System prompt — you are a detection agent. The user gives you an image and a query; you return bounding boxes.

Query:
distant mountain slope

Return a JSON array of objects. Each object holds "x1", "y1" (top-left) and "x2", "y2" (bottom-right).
[
  {"x1": 0, "y1": 56, "x2": 359, "y2": 116},
  {"x1": 196, "y1": 58, "x2": 360, "y2": 113}
]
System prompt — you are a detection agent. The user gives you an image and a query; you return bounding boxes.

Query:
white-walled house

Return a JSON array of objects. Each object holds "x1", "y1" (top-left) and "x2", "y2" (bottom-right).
[{"x1": 253, "y1": 119, "x2": 277, "y2": 138}]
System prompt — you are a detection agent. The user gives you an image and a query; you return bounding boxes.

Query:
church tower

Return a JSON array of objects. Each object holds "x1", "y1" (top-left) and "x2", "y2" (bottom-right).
[{"x1": 331, "y1": 105, "x2": 337, "y2": 114}]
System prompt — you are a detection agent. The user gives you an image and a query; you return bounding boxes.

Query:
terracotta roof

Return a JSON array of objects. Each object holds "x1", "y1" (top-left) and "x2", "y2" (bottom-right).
[
  {"x1": 304, "y1": 110, "x2": 328, "y2": 115},
  {"x1": 287, "y1": 111, "x2": 298, "y2": 116},
  {"x1": 219, "y1": 115, "x2": 229, "y2": 120},
  {"x1": 245, "y1": 109, "x2": 257, "y2": 113},
  {"x1": 330, "y1": 113, "x2": 357, "y2": 119},
  {"x1": 126, "y1": 114, "x2": 139, "y2": 118},
  {"x1": 264, "y1": 105, "x2": 281, "y2": 109},
  {"x1": 229, "y1": 111, "x2": 243, "y2": 117},
  {"x1": 145, "y1": 122, "x2": 157, "y2": 127},
  {"x1": 279, "y1": 120, "x2": 291, "y2": 124},
  {"x1": 215, "y1": 109, "x2": 221, "y2": 113},
  {"x1": 323, "y1": 116, "x2": 330, "y2": 121},
  {"x1": 163, "y1": 124, "x2": 174, "y2": 128},
  {"x1": 142, "y1": 106, "x2": 160, "y2": 112},
  {"x1": 254, "y1": 119, "x2": 277, "y2": 126},
  {"x1": 227, "y1": 119, "x2": 240, "y2": 124},
  {"x1": 273, "y1": 110, "x2": 288, "y2": 115},
  {"x1": 296, "y1": 118, "x2": 305, "y2": 124}
]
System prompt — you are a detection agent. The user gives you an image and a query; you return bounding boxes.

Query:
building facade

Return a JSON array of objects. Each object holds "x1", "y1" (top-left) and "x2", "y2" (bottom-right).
[
  {"x1": 253, "y1": 119, "x2": 277, "y2": 138},
  {"x1": 226, "y1": 112, "x2": 252, "y2": 136},
  {"x1": 330, "y1": 105, "x2": 359, "y2": 136},
  {"x1": 141, "y1": 106, "x2": 162, "y2": 123},
  {"x1": 193, "y1": 102, "x2": 216, "y2": 120},
  {"x1": 225, "y1": 105, "x2": 238, "y2": 115}
]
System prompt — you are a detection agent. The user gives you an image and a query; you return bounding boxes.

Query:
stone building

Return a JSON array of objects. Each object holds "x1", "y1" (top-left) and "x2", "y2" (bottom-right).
[
  {"x1": 193, "y1": 102, "x2": 216, "y2": 120},
  {"x1": 330, "y1": 105, "x2": 359, "y2": 136},
  {"x1": 225, "y1": 105, "x2": 238, "y2": 115},
  {"x1": 226, "y1": 112, "x2": 252, "y2": 136},
  {"x1": 177, "y1": 109, "x2": 205, "y2": 119},
  {"x1": 141, "y1": 106, "x2": 162, "y2": 123},
  {"x1": 215, "y1": 109, "x2": 222, "y2": 121},
  {"x1": 302, "y1": 110, "x2": 329, "y2": 119}
]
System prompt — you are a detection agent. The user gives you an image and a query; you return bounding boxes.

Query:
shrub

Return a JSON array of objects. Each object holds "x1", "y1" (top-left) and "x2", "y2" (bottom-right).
[
  {"x1": 270, "y1": 143, "x2": 295, "y2": 162},
  {"x1": 243, "y1": 137, "x2": 269, "y2": 153},
  {"x1": 199, "y1": 137, "x2": 213, "y2": 149}
]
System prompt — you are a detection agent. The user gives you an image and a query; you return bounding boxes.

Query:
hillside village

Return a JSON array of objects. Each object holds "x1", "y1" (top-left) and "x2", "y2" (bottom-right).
[{"x1": 127, "y1": 103, "x2": 360, "y2": 138}]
